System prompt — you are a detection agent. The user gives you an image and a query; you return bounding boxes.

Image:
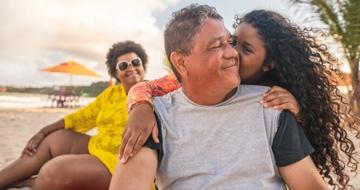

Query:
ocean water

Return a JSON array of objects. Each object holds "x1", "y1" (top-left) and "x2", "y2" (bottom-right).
[{"x1": 0, "y1": 92, "x2": 94, "y2": 108}]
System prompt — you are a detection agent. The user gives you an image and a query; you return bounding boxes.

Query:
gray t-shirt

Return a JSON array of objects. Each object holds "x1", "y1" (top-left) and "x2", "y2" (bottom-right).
[{"x1": 145, "y1": 85, "x2": 314, "y2": 190}]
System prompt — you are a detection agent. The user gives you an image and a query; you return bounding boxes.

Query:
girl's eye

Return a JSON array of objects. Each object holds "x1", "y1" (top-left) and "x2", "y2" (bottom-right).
[{"x1": 243, "y1": 46, "x2": 252, "y2": 54}]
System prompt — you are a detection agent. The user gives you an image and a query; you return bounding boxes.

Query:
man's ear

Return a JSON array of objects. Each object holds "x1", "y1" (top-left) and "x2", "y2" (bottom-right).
[{"x1": 170, "y1": 52, "x2": 187, "y2": 74}]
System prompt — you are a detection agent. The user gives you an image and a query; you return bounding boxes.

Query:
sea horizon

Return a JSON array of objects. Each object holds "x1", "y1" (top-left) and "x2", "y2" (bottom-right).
[{"x1": 0, "y1": 92, "x2": 94, "y2": 109}]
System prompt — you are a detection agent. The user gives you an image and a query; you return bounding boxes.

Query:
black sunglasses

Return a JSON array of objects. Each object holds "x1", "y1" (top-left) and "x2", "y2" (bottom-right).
[{"x1": 116, "y1": 57, "x2": 142, "y2": 71}]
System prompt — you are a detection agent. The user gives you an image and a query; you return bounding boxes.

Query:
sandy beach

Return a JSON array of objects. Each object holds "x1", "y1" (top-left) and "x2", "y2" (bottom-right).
[
  {"x1": 0, "y1": 108, "x2": 73, "y2": 190},
  {"x1": 0, "y1": 107, "x2": 359, "y2": 189}
]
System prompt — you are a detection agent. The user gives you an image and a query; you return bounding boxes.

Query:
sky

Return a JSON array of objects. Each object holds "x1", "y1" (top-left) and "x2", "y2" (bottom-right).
[{"x1": 0, "y1": 0, "x2": 340, "y2": 87}]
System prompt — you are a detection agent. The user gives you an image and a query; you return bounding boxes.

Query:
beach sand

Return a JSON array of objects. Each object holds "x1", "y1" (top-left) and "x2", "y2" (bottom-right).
[
  {"x1": 0, "y1": 108, "x2": 359, "y2": 189},
  {"x1": 0, "y1": 108, "x2": 72, "y2": 190}
]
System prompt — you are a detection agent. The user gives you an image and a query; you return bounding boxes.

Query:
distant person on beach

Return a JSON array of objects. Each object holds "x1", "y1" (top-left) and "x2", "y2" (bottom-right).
[
  {"x1": 109, "y1": 4, "x2": 329, "y2": 190},
  {"x1": 114, "y1": 5, "x2": 359, "y2": 190},
  {"x1": 0, "y1": 40, "x2": 148, "y2": 190}
]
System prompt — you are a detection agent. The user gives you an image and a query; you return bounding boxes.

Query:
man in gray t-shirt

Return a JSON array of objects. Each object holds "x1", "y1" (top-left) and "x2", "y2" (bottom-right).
[{"x1": 109, "y1": 4, "x2": 328, "y2": 190}]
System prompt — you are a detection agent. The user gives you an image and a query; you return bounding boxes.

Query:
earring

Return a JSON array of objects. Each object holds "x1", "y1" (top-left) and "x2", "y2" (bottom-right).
[{"x1": 262, "y1": 66, "x2": 270, "y2": 72}]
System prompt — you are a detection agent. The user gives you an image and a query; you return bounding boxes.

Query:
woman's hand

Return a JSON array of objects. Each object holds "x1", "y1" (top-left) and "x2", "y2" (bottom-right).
[
  {"x1": 20, "y1": 119, "x2": 65, "y2": 157},
  {"x1": 261, "y1": 86, "x2": 300, "y2": 116},
  {"x1": 120, "y1": 103, "x2": 159, "y2": 163},
  {"x1": 21, "y1": 131, "x2": 46, "y2": 157}
]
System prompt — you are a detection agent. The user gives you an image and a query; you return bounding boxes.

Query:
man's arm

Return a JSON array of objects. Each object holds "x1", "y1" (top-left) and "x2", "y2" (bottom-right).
[
  {"x1": 279, "y1": 156, "x2": 328, "y2": 190},
  {"x1": 109, "y1": 147, "x2": 158, "y2": 190}
]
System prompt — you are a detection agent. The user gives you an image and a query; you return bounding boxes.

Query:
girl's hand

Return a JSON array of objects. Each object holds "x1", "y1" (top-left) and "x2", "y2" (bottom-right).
[
  {"x1": 119, "y1": 103, "x2": 159, "y2": 163},
  {"x1": 261, "y1": 86, "x2": 300, "y2": 116}
]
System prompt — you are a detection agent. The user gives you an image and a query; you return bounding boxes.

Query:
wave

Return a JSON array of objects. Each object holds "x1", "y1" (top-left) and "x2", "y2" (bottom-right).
[{"x1": 0, "y1": 93, "x2": 94, "y2": 108}]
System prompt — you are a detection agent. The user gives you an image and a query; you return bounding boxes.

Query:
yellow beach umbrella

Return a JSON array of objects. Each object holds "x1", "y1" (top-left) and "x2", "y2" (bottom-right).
[
  {"x1": 41, "y1": 61, "x2": 101, "y2": 84},
  {"x1": 41, "y1": 61, "x2": 101, "y2": 77}
]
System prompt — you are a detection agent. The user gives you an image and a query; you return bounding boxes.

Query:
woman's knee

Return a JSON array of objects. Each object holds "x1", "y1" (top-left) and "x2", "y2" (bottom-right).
[
  {"x1": 44, "y1": 129, "x2": 89, "y2": 156},
  {"x1": 41, "y1": 129, "x2": 68, "y2": 146},
  {"x1": 36, "y1": 155, "x2": 110, "y2": 190},
  {"x1": 36, "y1": 156, "x2": 75, "y2": 189}
]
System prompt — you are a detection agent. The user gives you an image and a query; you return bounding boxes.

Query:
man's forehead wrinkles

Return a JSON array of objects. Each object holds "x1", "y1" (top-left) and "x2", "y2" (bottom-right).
[{"x1": 208, "y1": 32, "x2": 232, "y2": 43}]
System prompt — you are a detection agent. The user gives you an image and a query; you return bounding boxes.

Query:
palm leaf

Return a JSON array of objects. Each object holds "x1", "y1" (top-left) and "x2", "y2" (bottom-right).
[
  {"x1": 290, "y1": 0, "x2": 360, "y2": 112},
  {"x1": 290, "y1": 0, "x2": 360, "y2": 60}
]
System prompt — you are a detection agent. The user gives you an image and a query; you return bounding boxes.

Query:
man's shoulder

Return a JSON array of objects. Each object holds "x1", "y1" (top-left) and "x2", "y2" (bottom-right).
[
  {"x1": 229, "y1": 85, "x2": 270, "y2": 104},
  {"x1": 239, "y1": 85, "x2": 270, "y2": 96},
  {"x1": 234, "y1": 85, "x2": 282, "y2": 131},
  {"x1": 154, "y1": 88, "x2": 182, "y2": 101},
  {"x1": 153, "y1": 88, "x2": 183, "y2": 109}
]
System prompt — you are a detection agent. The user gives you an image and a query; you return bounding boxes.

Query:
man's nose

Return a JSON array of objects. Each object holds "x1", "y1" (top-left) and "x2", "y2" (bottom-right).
[{"x1": 224, "y1": 43, "x2": 240, "y2": 62}]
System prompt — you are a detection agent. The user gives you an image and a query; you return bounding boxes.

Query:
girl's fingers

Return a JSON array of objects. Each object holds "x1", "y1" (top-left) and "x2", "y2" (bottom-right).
[
  {"x1": 119, "y1": 129, "x2": 131, "y2": 158},
  {"x1": 263, "y1": 86, "x2": 287, "y2": 97},
  {"x1": 272, "y1": 103, "x2": 292, "y2": 110},
  {"x1": 151, "y1": 124, "x2": 159, "y2": 143},
  {"x1": 120, "y1": 134, "x2": 137, "y2": 163},
  {"x1": 269, "y1": 102, "x2": 299, "y2": 115},
  {"x1": 131, "y1": 133, "x2": 147, "y2": 157},
  {"x1": 262, "y1": 91, "x2": 290, "y2": 102},
  {"x1": 262, "y1": 94, "x2": 290, "y2": 107},
  {"x1": 262, "y1": 86, "x2": 300, "y2": 115}
]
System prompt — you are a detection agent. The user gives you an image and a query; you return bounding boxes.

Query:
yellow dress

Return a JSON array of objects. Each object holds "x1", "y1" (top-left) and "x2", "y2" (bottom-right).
[{"x1": 64, "y1": 85, "x2": 128, "y2": 174}]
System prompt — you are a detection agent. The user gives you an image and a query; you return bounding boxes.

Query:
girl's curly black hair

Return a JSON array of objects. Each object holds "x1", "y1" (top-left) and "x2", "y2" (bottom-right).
[{"x1": 234, "y1": 9, "x2": 359, "y2": 190}]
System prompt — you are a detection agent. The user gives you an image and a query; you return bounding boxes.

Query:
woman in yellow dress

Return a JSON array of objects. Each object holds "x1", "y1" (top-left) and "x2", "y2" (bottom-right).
[{"x1": 0, "y1": 40, "x2": 148, "y2": 190}]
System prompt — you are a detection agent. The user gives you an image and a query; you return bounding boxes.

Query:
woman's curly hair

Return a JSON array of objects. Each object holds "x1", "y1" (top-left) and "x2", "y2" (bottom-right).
[
  {"x1": 105, "y1": 40, "x2": 148, "y2": 82},
  {"x1": 234, "y1": 10, "x2": 359, "y2": 190}
]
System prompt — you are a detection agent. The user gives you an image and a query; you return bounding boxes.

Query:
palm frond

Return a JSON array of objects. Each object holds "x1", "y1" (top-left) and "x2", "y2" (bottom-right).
[{"x1": 289, "y1": 0, "x2": 360, "y2": 60}]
